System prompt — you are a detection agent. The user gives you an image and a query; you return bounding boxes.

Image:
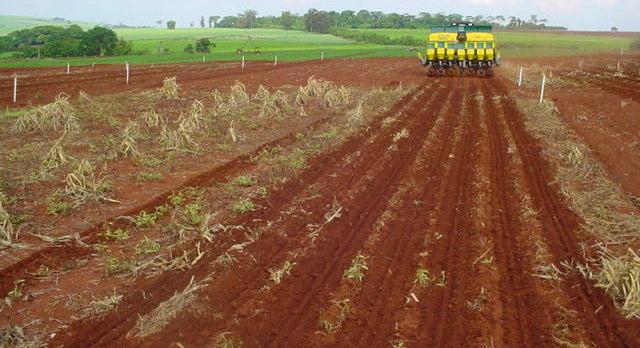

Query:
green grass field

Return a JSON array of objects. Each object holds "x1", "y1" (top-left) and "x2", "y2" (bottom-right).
[
  {"x1": 0, "y1": 15, "x2": 95, "y2": 36},
  {"x1": 0, "y1": 15, "x2": 636, "y2": 68},
  {"x1": 346, "y1": 29, "x2": 635, "y2": 58},
  {"x1": 0, "y1": 27, "x2": 404, "y2": 68}
]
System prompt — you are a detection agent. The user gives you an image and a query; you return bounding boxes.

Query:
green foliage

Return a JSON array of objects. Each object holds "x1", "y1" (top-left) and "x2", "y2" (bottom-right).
[
  {"x1": 184, "y1": 44, "x2": 194, "y2": 54},
  {"x1": 81, "y1": 27, "x2": 118, "y2": 56},
  {"x1": 168, "y1": 192, "x2": 186, "y2": 206},
  {"x1": 416, "y1": 268, "x2": 433, "y2": 287},
  {"x1": 1, "y1": 25, "x2": 124, "y2": 58},
  {"x1": 230, "y1": 198, "x2": 257, "y2": 214},
  {"x1": 46, "y1": 196, "x2": 72, "y2": 216},
  {"x1": 343, "y1": 252, "x2": 368, "y2": 281},
  {"x1": 280, "y1": 11, "x2": 298, "y2": 30},
  {"x1": 114, "y1": 37, "x2": 133, "y2": 55},
  {"x1": 331, "y1": 28, "x2": 423, "y2": 46},
  {"x1": 195, "y1": 38, "x2": 214, "y2": 53},
  {"x1": 166, "y1": 20, "x2": 176, "y2": 30},
  {"x1": 304, "y1": 9, "x2": 333, "y2": 34},
  {"x1": 232, "y1": 175, "x2": 257, "y2": 187},
  {"x1": 6, "y1": 280, "x2": 24, "y2": 301},
  {"x1": 133, "y1": 210, "x2": 160, "y2": 227},
  {"x1": 136, "y1": 171, "x2": 164, "y2": 182},
  {"x1": 105, "y1": 257, "x2": 134, "y2": 275},
  {"x1": 238, "y1": 10, "x2": 258, "y2": 29},
  {"x1": 100, "y1": 226, "x2": 130, "y2": 242},
  {"x1": 183, "y1": 203, "x2": 205, "y2": 226},
  {"x1": 93, "y1": 243, "x2": 108, "y2": 253},
  {"x1": 135, "y1": 236, "x2": 161, "y2": 255},
  {"x1": 136, "y1": 156, "x2": 162, "y2": 168},
  {"x1": 279, "y1": 148, "x2": 307, "y2": 170}
]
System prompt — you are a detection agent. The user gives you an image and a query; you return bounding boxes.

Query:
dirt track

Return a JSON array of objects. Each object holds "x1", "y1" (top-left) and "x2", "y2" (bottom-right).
[
  {"x1": 2, "y1": 56, "x2": 640, "y2": 347},
  {"x1": 40, "y1": 75, "x2": 639, "y2": 346}
]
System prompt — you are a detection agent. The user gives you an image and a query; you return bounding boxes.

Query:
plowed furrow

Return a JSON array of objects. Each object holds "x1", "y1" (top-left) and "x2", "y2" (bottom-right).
[
  {"x1": 232, "y1": 81, "x2": 458, "y2": 347},
  {"x1": 338, "y1": 79, "x2": 471, "y2": 347},
  {"x1": 124, "y1": 82, "x2": 446, "y2": 348},
  {"x1": 483, "y1": 80, "x2": 553, "y2": 346},
  {"x1": 0, "y1": 111, "x2": 334, "y2": 295},
  {"x1": 588, "y1": 79, "x2": 640, "y2": 103},
  {"x1": 53, "y1": 81, "x2": 437, "y2": 347},
  {"x1": 413, "y1": 80, "x2": 482, "y2": 346},
  {"x1": 494, "y1": 80, "x2": 640, "y2": 347}
]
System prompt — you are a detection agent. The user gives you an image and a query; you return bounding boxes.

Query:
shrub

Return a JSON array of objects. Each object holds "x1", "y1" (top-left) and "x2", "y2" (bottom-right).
[{"x1": 195, "y1": 38, "x2": 215, "y2": 53}]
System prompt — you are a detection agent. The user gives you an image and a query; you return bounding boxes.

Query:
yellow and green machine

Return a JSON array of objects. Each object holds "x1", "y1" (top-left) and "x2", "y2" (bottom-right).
[{"x1": 419, "y1": 22, "x2": 500, "y2": 76}]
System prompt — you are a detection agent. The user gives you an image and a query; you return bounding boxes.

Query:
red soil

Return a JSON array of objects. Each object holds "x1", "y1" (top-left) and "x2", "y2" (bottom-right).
[
  {"x1": 0, "y1": 58, "x2": 420, "y2": 107},
  {"x1": 1, "y1": 56, "x2": 640, "y2": 347}
]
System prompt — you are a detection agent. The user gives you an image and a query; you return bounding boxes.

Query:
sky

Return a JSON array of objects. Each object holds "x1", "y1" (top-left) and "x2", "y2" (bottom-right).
[{"x1": 1, "y1": 0, "x2": 639, "y2": 31}]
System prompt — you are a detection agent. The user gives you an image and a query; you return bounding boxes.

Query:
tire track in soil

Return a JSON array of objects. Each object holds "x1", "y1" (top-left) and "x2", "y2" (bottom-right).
[
  {"x1": 337, "y1": 79, "x2": 474, "y2": 347},
  {"x1": 409, "y1": 80, "x2": 483, "y2": 347},
  {"x1": 482, "y1": 80, "x2": 554, "y2": 346},
  {"x1": 51, "y1": 81, "x2": 436, "y2": 347},
  {"x1": 493, "y1": 79, "x2": 640, "y2": 347}
]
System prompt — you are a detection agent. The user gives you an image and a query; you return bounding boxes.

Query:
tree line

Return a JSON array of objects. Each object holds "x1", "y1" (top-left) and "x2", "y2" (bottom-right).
[
  {"x1": 160, "y1": 10, "x2": 565, "y2": 33},
  {"x1": 0, "y1": 25, "x2": 132, "y2": 58}
]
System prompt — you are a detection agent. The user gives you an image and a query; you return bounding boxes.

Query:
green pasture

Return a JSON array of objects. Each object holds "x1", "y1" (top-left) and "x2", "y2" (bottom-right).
[
  {"x1": 0, "y1": 23, "x2": 636, "y2": 68},
  {"x1": 346, "y1": 28, "x2": 634, "y2": 58},
  {"x1": 0, "y1": 15, "x2": 95, "y2": 36},
  {"x1": 0, "y1": 27, "x2": 408, "y2": 68}
]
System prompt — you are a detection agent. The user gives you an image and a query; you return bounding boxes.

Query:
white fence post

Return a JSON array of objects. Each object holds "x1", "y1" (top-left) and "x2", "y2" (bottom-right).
[
  {"x1": 539, "y1": 73, "x2": 546, "y2": 104},
  {"x1": 67, "y1": 62, "x2": 70, "y2": 75},
  {"x1": 518, "y1": 66, "x2": 523, "y2": 87},
  {"x1": 203, "y1": 55, "x2": 206, "y2": 63},
  {"x1": 12, "y1": 75, "x2": 17, "y2": 103},
  {"x1": 274, "y1": 55, "x2": 278, "y2": 68},
  {"x1": 242, "y1": 55, "x2": 245, "y2": 70},
  {"x1": 126, "y1": 62, "x2": 130, "y2": 84},
  {"x1": 321, "y1": 51, "x2": 324, "y2": 61}
]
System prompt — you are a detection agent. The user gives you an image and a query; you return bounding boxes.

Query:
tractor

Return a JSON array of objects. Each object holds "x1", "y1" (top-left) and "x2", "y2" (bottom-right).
[{"x1": 419, "y1": 22, "x2": 501, "y2": 77}]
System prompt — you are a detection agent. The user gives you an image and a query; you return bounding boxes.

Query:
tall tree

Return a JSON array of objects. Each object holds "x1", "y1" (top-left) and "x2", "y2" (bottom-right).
[
  {"x1": 209, "y1": 16, "x2": 220, "y2": 28},
  {"x1": 280, "y1": 11, "x2": 296, "y2": 30},
  {"x1": 340, "y1": 10, "x2": 357, "y2": 28},
  {"x1": 200, "y1": 16, "x2": 205, "y2": 28},
  {"x1": 304, "y1": 9, "x2": 332, "y2": 33},
  {"x1": 80, "y1": 27, "x2": 118, "y2": 56},
  {"x1": 238, "y1": 10, "x2": 258, "y2": 29},
  {"x1": 166, "y1": 20, "x2": 176, "y2": 29},
  {"x1": 218, "y1": 16, "x2": 237, "y2": 28},
  {"x1": 156, "y1": 20, "x2": 163, "y2": 27}
]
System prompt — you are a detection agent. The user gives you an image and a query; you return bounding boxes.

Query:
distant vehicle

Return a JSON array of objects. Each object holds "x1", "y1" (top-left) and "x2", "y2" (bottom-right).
[{"x1": 419, "y1": 22, "x2": 501, "y2": 77}]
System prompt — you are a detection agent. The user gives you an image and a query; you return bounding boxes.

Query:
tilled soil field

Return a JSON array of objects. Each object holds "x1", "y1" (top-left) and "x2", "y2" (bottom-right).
[{"x1": 1, "y1": 56, "x2": 640, "y2": 347}]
